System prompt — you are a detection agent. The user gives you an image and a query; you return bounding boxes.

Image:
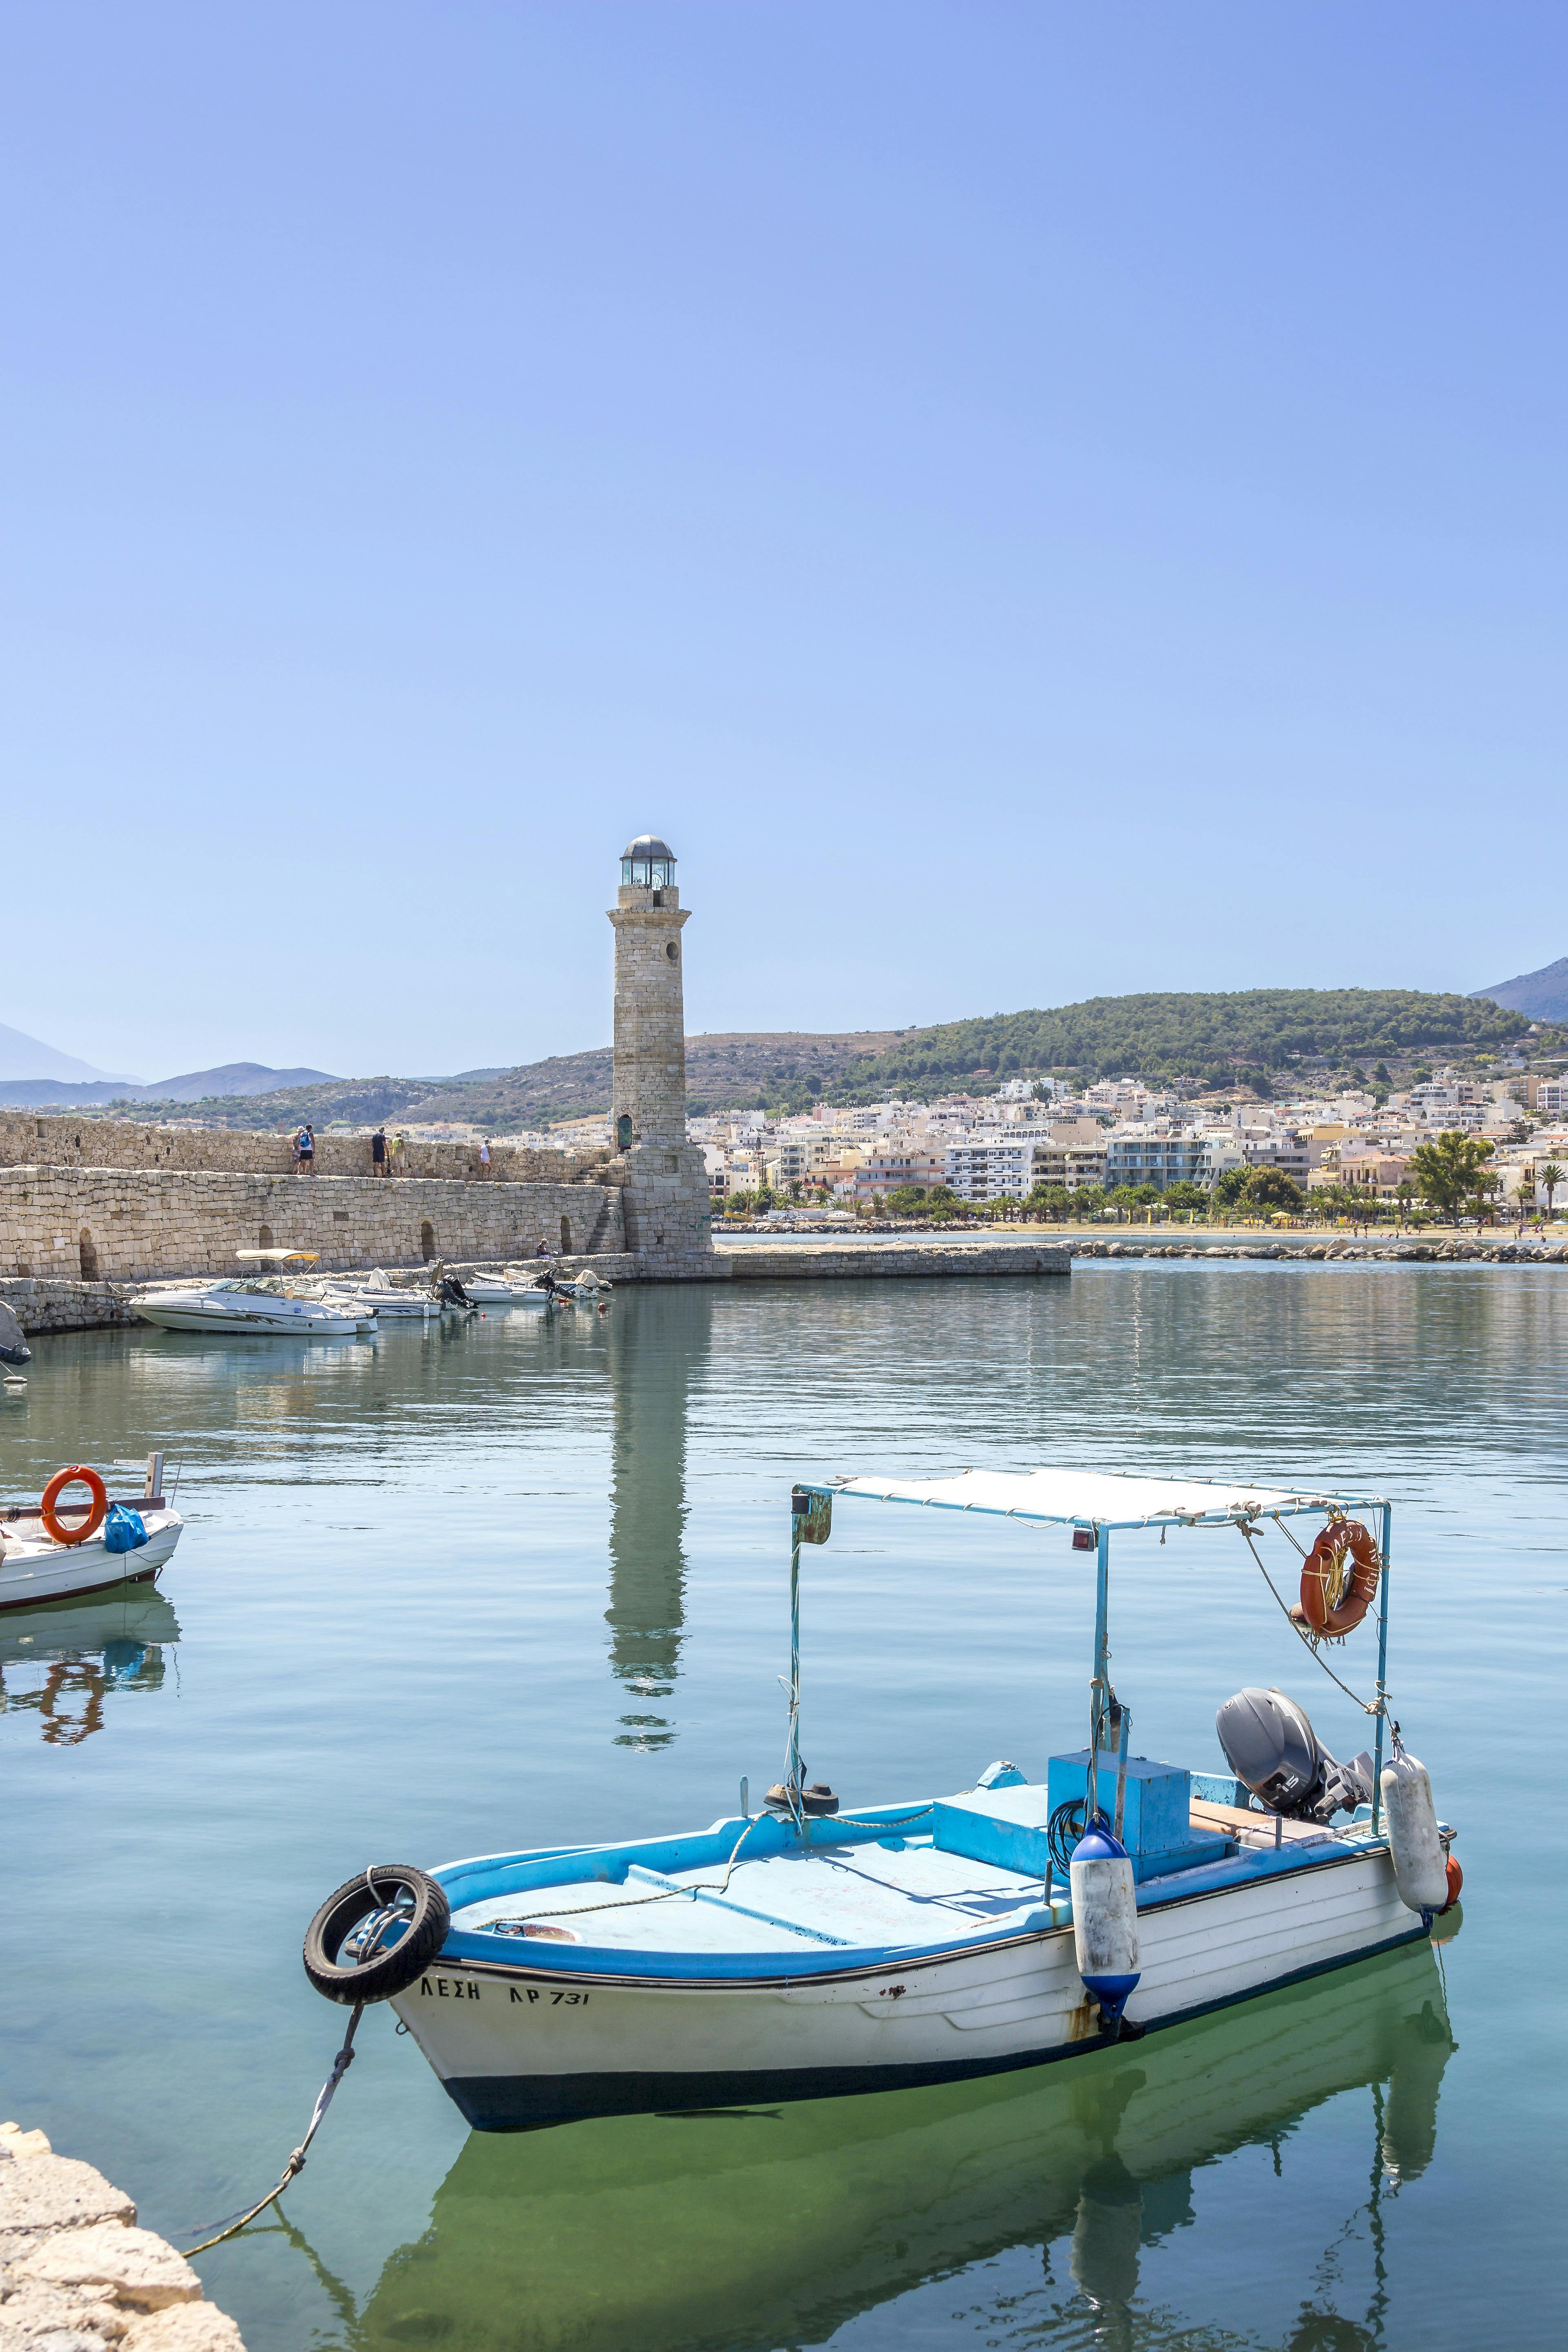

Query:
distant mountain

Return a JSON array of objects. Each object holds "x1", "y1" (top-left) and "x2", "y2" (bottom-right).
[
  {"x1": 130, "y1": 1061, "x2": 337, "y2": 1102},
  {"x1": 0, "y1": 1020, "x2": 123, "y2": 1083},
  {"x1": 1471, "y1": 956, "x2": 1568, "y2": 1024},
  {"x1": 0, "y1": 1061, "x2": 335, "y2": 1111}
]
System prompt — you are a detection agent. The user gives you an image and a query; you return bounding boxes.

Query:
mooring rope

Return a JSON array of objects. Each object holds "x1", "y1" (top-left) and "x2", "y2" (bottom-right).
[
  {"x1": 182, "y1": 2004, "x2": 364, "y2": 2255},
  {"x1": 1237, "y1": 1520, "x2": 1381, "y2": 1715}
]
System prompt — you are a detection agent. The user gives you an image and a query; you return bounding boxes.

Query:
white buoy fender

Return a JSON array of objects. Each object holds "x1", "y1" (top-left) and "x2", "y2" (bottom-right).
[
  {"x1": 1070, "y1": 1821, "x2": 1141, "y2": 2026},
  {"x1": 1381, "y1": 1740, "x2": 1448, "y2": 1913}
]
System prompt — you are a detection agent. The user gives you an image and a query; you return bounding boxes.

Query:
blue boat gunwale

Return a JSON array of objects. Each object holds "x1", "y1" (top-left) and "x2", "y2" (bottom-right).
[{"x1": 425, "y1": 1806, "x2": 1394, "y2": 1988}]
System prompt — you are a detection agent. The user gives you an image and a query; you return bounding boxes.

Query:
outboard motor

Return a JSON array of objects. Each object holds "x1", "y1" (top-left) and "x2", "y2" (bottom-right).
[
  {"x1": 1216, "y1": 1687, "x2": 1374, "y2": 1822},
  {"x1": 0, "y1": 1301, "x2": 31, "y2": 1368},
  {"x1": 435, "y1": 1274, "x2": 472, "y2": 1309}
]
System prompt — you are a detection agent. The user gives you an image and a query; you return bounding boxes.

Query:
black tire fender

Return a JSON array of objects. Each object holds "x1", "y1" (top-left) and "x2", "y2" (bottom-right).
[{"x1": 303, "y1": 1864, "x2": 450, "y2": 2006}]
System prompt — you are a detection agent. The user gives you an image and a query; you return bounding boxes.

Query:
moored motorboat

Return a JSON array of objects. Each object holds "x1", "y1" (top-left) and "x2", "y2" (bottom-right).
[
  {"x1": 133, "y1": 1281, "x2": 361, "y2": 1336},
  {"x1": 303, "y1": 1465, "x2": 1459, "y2": 2130},
  {"x1": 0, "y1": 1456, "x2": 184, "y2": 1612}
]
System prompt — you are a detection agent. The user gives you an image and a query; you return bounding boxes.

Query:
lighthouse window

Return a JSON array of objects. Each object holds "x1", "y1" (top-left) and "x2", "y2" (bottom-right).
[{"x1": 665, "y1": 940, "x2": 679, "y2": 961}]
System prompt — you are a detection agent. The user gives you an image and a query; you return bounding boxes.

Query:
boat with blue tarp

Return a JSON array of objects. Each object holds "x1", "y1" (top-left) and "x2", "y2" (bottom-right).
[{"x1": 303, "y1": 1463, "x2": 1459, "y2": 2127}]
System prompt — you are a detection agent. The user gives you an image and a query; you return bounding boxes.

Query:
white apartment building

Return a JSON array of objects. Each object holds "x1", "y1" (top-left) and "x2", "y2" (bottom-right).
[{"x1": 945, "y1": 1138, "x2": 1038, "y2": 1202}]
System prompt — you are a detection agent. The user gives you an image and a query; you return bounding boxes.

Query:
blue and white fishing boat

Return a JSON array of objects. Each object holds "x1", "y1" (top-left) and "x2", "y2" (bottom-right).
[{"x1": 303, "y1": 1466, "x2": 1458, "y2": 2128}]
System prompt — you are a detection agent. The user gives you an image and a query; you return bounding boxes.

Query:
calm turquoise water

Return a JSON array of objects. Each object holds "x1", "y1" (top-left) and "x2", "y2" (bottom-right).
[{"x1": 2, "y1": 1265, "x2": 1564, "y2": 2350}]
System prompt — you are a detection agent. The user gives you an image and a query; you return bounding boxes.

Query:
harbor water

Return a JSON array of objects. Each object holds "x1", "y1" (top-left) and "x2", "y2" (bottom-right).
[{"x1": 2, "y1": 1263, "x2": 1564, "y2": 2350}]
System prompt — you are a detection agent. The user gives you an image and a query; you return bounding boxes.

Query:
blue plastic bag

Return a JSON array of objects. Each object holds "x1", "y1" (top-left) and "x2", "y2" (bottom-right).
[{"x1": 103, "y1": 1504, "x2": 149, "y2": 1555}]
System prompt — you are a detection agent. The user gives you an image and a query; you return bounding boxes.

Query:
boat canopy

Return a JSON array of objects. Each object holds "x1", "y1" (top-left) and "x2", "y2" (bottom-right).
[{"x1": 813, "y1": 1467, "x2": 1387, "y2": 1532}]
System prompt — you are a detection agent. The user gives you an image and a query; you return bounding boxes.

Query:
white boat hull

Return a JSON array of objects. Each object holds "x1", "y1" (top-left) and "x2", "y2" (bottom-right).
[
  {"x1": 134, "y1": 1298, "x2": 360, "y2": 1335},
  {"x1": 391, "y1": 1845, "x2": 1422, "y2": 2128},
  {"x1": 0, "y1": 1509, "x2": 184, "y2": 1612}
]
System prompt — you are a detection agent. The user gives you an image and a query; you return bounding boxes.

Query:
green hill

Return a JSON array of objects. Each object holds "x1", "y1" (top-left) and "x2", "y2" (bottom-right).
[{"x1": 832, "y1": 987, "x2": 1530, "y2": 1100}]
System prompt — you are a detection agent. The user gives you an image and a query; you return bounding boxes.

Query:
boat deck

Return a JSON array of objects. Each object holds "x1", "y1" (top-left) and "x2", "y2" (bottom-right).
[
  {"x1": 452, "y1": 1835, "x2": 1053, "y2": 1957},
  {"x1": 439, "y1": 1788, "x2": 1390, "y2": 1981}
]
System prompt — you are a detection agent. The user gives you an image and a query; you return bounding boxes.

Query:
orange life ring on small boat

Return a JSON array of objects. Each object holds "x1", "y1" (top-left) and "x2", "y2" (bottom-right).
[
  {"x1": 41, "y1": 1465, "x2": 108, "y2": 1547},
  {"x1": 1298, "y1": 1516, "x2": 1381, "y2": 1637}
]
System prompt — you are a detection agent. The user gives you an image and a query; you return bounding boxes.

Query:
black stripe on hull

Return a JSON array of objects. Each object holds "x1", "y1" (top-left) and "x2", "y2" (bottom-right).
[
  {"x1": 444, "y1": 1920, "x2": 1429, "y2": 2130},
  {"x1": 0, "y1": 1564, "x2": 161, "y2": 1614}
]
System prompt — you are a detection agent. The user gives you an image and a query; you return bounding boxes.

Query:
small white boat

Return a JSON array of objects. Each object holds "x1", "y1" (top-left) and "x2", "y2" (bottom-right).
[
  {"x1": 301, "y1": 1463, "x2": 1457, "y2": 2131},
  {"x1": 133, "y1": 1281, "x2": 361, "y2": 1336},
  {"x1": 133, "y1": 1250, "x2": 362, "y2": 1337},
  {"x1": 353, "y1": 1273, "x2": 438, "y2": 1319},
  {"x1": 464, "y1": 1274, "x2": 560, "y2": 1305},
  {"x1": 1, "y1": 1456, "x2": 183, "y2": 1612}
]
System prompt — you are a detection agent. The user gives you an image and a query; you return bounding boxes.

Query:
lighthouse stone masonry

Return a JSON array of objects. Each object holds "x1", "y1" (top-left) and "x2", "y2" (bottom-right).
[{"x1": 608, "y1": 835, "x2": 717, "y2": 1279}]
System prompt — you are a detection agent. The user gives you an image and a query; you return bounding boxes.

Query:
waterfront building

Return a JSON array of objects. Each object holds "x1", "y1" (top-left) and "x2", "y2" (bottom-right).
[
  {"x1": 854, "y1": 1146, "x2": 948, "y2": 1202},
  {"x1": 1103, "y1": 1127, "x2": 1207, "y2": 1192},
  {"x1": 1339, "y1": 1150, "x2": 1412, "y2": 1200}
]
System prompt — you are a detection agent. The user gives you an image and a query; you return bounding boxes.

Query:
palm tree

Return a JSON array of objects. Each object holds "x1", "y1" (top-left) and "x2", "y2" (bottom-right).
[{"x1": 1540, "y1": 1160, "x2": 1564, "y2": 1218}]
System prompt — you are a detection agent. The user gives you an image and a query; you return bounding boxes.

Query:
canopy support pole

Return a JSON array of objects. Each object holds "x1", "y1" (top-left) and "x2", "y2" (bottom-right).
[
  {"x1": 786, "y1": 1519, "x2": 804, "y2": 1822},
  {"x1": 1088, "y1": 1526, "x2": 1110, "y2": 1813},
  {"x1": 1371, "y1": 1503, "x2": 1392, "y2": 1832}
]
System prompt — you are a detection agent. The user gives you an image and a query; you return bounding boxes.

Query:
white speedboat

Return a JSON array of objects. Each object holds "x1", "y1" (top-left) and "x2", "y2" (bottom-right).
[
  {"x1": 133, "y1": 1281, "x2": 361, "y2": 1336},
  {"x1": 352, "y1": 1273, "x2": 437, "y2": 1319},
  {"x1": 302, "y1": 1464, "x2": 1458, "y2": 2130},
  {"x1": 464, "y1": 1275, "x2": 558, "y2": 1305},
  {"x1": 1, "y1": 1458, "x2": 183, "y2": 1612}
]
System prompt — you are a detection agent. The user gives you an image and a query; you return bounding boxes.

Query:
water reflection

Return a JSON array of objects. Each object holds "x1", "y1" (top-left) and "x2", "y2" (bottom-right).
[
  {"x1": 0, "y1": 1587, "x2": 180, "y2": 1744},
  {"x1": 353, "y1": 1941, "x2": 1454, "y2": 2352},
  {"x1": 604, "y1": 1292, "x2": 704, "y2": 1749}
]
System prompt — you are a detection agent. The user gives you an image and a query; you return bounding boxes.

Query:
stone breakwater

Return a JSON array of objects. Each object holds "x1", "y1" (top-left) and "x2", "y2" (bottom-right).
[
  {"x1": 717, "y1": 1241, "x2": 1071, "y2": 1279},
  {"x1": 0, "y1": 1169, "x2": 625, "y2": 1286},
  {"x1": 0, "y1": 2118, "x2": 244, "y2": 2350},
  {"x1": 1067, "y1": 1238, "x2": 1568, "y2": 1264}
]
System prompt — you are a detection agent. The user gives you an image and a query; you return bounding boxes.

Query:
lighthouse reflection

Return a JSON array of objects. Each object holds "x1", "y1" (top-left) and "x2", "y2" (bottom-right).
[
  {"x1": 0, "y1": 1588, "x2": 180, "y2": 1746},
  {"x1": 604, "y1": 1289, "x2": 706, "y2": 1749},
  {"x1": 354, "y1": 1940, "x2": 1456, "y2": 2352}
]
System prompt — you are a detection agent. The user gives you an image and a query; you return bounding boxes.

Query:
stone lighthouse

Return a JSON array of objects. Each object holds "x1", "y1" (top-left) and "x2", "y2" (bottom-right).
[{"x1": 608, "y1": 834, "x2": 715, "y2": 1276}]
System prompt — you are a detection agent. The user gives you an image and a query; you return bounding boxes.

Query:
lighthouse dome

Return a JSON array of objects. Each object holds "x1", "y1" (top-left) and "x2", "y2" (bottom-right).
[{"x1": 621, "y1": 836, "x2": 676, "y2": 886}]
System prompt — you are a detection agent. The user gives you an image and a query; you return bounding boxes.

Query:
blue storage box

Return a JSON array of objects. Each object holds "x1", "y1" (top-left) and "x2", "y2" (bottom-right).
[{"x1": 1046, "y1": 1751, "x2": 1231, "y2": 1883}]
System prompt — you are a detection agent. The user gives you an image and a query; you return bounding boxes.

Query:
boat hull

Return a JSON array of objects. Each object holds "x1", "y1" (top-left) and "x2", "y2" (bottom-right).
[
  {"x1": 0, "y1": 1511, "x2": 183, "y2": 1611},
  {"x1": 392, "y1": 1846, "x2": 1423, "y2": 2128},
  {"x1": 133, "y1": 1300, "x2": 359, "y2": 1335}
]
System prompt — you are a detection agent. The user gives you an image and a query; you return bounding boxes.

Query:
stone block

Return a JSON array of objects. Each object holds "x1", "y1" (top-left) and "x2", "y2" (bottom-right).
[
  {"x1": 120, "y1": 2305, "x2": 246, "y2": 2351},
  {"x1": 0, "y1": 2158, "x2": 136, "y2": 2248},
  {"x1": 12, "y1": 2229, "x2": 199, "y2": 2312}
]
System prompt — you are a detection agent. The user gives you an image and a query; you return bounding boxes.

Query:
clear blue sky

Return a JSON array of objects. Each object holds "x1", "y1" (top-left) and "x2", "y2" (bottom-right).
[{"x1": 5, "y1": 3, "x2": 1564, "y2": 1081}]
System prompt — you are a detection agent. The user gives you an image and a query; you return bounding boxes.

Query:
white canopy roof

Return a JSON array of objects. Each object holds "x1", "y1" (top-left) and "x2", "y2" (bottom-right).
[{"x1": 820, "y1": 1467, "x2": 1383, "y2": 1530}]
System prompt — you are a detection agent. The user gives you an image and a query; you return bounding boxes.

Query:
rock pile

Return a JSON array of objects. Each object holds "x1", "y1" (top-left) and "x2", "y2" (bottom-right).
[{"x1": 0, "y1": 2122, "x2": 244, "y2": 2352}]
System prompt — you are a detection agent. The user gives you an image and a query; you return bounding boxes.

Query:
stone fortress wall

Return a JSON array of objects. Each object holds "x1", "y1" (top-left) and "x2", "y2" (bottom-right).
[
  {"x1": 0, "y1": 1111, "x2": 611, "y2": 1185},
  {"x1": 0, "y1": 1168, "x2": 625, "y2": 1284}
]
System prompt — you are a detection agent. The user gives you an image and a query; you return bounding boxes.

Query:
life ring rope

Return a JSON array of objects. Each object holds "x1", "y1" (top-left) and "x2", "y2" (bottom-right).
[{"x1": 41, "y1": 1466, "x2": 109, "y2": 1547}]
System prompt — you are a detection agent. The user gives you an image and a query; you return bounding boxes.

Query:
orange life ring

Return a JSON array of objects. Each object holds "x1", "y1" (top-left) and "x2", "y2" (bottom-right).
[
  {"x1": 41, "y1": 1465, "x2": 108, "y2": 1547},
  {"x1": 1297, "y1": 1516, "x2": 1381, "y2": 1637}
]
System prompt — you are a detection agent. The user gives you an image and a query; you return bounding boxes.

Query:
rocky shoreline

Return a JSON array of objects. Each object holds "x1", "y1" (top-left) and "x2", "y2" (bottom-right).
[
  {"x1": 1066, "y1": 1237, "x2": 1568, "y2": 1263},
  {"x1": 0, "y1": 2120, "x2": 244, "y2": 2350}
]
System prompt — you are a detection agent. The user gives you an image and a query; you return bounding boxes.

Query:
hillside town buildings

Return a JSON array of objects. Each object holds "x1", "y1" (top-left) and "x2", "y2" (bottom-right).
[{"x1": 687, "y1": 1061, "x2": 1566, "y2": 1213}]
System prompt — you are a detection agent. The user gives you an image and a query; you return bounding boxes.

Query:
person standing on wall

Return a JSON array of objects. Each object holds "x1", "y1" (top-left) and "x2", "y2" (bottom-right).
[
  {"x1": 479, "y1": 1138, "x2": 492, "y2": 1178},
  {"x1": 391, "y1": 1130, "x2": 406, "y2": 1175},
  {"x1": 372, "y1": 1127, "x2": 388, "y2": 1176},
  {"x1": 299, "y1": 1124, "x2": 316, "y2": 1174}
]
